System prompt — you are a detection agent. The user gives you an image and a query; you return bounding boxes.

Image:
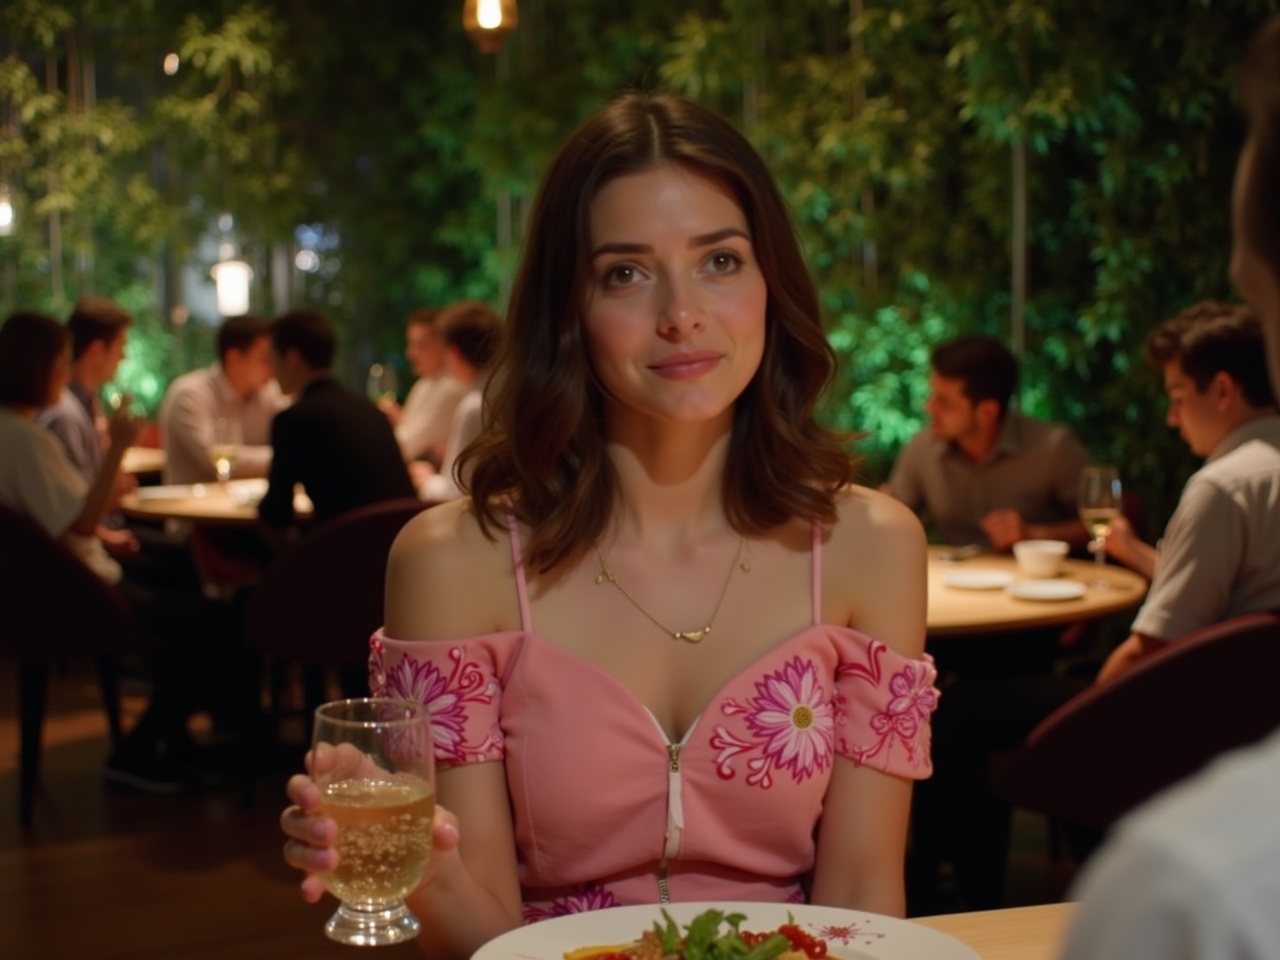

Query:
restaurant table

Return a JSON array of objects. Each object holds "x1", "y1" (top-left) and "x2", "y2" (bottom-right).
[
  {"x1": 927, "y1": 546, "x2": 1147, "y2": 637},
  {"x1": 118, "y1": 478, "x2": 312, "y2": 526},
  {"x1": 913, "y1": 901, "x2": 1076, "y2": 960},
  {"x1": 121, "y1": 444, "x2": 165, "y2": 476}
]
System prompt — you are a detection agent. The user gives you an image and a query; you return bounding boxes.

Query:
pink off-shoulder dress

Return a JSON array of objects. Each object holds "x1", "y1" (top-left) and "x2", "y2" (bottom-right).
[{"x1": 369, "y1": 519, "x2": 938, "y2": 922}]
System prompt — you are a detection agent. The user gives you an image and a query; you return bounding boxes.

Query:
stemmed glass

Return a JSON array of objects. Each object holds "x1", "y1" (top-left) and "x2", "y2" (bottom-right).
[
  {"x1": 366, "y1": 363, "x2": 398, "y2": 404},
  {"x1": 311, "y1": 698, "x2": 435, "y2": 947},
  {"x1": 1078, "y1": 465, "x2": 1123, "y2": 588},
  {"x1": 209, "y1": 416, "x2": 240, "y2": 485},
  {"x1": 103, "y1": 384, "x2": 133, "y2": 414}
]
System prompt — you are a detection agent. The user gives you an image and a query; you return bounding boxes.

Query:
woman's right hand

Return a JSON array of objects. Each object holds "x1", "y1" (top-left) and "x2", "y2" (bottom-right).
[{"x1": 280, "y1": 743, "x2": 462, "y2": 904}]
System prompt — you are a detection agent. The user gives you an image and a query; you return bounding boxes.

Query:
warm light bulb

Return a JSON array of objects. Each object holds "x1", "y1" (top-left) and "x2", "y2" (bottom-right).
[
  {"x1": 478, "y1": 0, "x2": 503, "y2": 28},
  {"x1": 211, "y1": 258, "x2": 254, "y2": 316}
]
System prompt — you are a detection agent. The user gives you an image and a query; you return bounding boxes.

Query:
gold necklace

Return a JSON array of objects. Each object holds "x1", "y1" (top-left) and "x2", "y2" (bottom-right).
[{"x1": 594, "y1": 533, "x2": 751, "y2": 643}]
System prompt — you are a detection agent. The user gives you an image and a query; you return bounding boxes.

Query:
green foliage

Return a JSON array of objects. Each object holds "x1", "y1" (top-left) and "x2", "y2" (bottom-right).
[{"x1": 2, "y1": 0, "x2": 1276, "y2": 533}]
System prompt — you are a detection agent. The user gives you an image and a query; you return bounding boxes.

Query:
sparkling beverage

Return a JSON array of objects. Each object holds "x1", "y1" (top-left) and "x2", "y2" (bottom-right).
[
  {"x1": 208, "y1": 444, "x2": 238, "y2": 478},
  {"x1": 1080, "y1": 506, "x2": 1120, "y2": 539},
  {"x1": 321, "y1": 778, "x2": 435, "y2": 904}
]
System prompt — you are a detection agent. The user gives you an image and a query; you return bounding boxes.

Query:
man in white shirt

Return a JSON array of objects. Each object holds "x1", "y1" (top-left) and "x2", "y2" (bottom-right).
[
  {"x1": 158, "y1": 315, "x2": 286, "y2": 484},
  {"x1": 1061, "y1": 726, "x2": 1280, "y2": 960},
  {"x1": 411, "y1": 300, "x2": 501, "y2": 502},
  {"x1": 381, "y1": 306, "x2": 466, "y2": 465},
  {"x1": 38, "y1": 296, "x2": 138, "y2": 559},
  {"x1": 1098, "y1": 300, "x2": 1280, "y2": 682}
]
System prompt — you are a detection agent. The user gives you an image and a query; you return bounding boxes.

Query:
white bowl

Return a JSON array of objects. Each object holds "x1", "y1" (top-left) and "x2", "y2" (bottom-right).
[{"x1": 1012, "y1": 539, "x2": 1070, "y2": 578}]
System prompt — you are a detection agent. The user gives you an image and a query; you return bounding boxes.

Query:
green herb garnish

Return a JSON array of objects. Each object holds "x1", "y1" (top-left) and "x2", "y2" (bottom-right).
[{"x1": 651, "y1": 910, "x2": 793, "y2": 960}]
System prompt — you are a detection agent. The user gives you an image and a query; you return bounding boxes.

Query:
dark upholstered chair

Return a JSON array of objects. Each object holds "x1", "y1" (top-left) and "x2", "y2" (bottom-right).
[
  {"x1": 0, "y1": 504, "x2": 144, "y2": 824},
  {"x1": 994, "y1": 610, "x2": 1280, "y2": 829},
  {"x1": 240, "y1": 497, "x2": 428, "y2": 797}
]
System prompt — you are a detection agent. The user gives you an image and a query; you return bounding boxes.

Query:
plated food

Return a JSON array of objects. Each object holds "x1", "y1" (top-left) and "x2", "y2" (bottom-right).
[
  {"x1": 565, "y1": 909, "x2": 827, "y2": 960},
  {"x1": 470, "y1": 900, "x2": 980, "y2": 960}
]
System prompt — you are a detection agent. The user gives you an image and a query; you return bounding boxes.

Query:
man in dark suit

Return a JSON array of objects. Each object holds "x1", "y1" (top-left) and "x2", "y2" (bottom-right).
[{"x1": 259, "y1": 309, "x2": 415, "y2": 542}]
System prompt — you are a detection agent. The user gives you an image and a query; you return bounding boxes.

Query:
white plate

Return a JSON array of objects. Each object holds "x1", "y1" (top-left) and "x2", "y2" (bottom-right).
[
  {"x1": 942, "y1": 569, "x2": 1016, "y2": 590},
  {"x1": 1006, "y1": 579, "x2": 1087, "y2": 601},
  {"x1": 225, "y1": 478, "x2": 269, "y2": 506},
  {"x1": 470, "y1": 901, "x2": 978, "y2": 960},
  {"x1": 132, "y1": 484, "x2": 205, "y2": 500}
]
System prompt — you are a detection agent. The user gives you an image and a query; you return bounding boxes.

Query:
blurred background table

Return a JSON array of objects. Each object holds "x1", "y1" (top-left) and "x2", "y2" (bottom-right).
[
  {"x1": 121, "y1": 445, "x2": 165, "y2": 478},
  {"x1": 927, "y1": 546, "x2": 1147, "y2": 637},
  {"x1": 119, "y1": 480, "x2": 312, "y2": 526}
]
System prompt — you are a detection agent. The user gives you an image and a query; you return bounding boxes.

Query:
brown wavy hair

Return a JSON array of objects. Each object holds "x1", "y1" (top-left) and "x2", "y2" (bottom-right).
[
  {"x1": 463, "y1": 92, "x2": 856, "y2": 573},
  {"x1": 1242, "y1": 15, "x2": 1280, "y2": 288}
]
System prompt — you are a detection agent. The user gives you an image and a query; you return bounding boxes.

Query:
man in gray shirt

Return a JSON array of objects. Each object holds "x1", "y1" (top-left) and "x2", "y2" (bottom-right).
[
  {"x1": 1099, "y1": 300, "x2": 1280, "y2": 681},
  {"x1": 885, "y1": 335, "x2": 1091, "y2": 551}
]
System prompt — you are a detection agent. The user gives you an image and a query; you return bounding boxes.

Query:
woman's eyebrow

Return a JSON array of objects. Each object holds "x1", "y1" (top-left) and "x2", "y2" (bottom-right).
[{"x1": 590, "y1": 227, "x2": 752, "y2": 261}]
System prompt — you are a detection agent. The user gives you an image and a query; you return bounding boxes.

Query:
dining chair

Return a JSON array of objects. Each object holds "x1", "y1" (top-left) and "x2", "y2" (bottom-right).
[
  {"x1": 0, "y1": 504, "x2": 145, "y2": 825},
  {"x1": 239, "y1": 496, "x2": 429, "y2": 799},
  {"x1": 993, "y1": 610, "x2": 1280, "y2": 829}
]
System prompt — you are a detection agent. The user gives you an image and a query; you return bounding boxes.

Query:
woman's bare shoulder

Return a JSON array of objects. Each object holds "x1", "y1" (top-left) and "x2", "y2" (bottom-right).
[
  {"x1": 832, "y1": 483, "x2": 927, "y2": 547},
  {"x1": 385, "y1": 498, "x2": 519, "y2": 638},
  {"x1": 826, "y1": 485, "x2": 927, "y2": 654}
]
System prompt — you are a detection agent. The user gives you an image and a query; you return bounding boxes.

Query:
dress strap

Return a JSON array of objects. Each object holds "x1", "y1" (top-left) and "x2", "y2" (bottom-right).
[
  {"x1": 811, "y1": 520, "x2": 822, "y2": 625},
  {"x1": 503, "y1": 507, "x2": 534, "y2": 633}
]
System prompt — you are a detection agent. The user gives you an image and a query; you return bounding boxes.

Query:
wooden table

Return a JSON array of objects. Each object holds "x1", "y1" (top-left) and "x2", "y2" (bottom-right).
[
  {"x1": 914, "y1": 901, "x2": 1076, "y2": 960},
  {"x1": 119, "y1": 479, "x2": 312, "y2": 526},
  {"x1": 121, "y1": 445, "x2": 165, "y2": 476},
  {"x1": 927, "y1": 546, "x2": 1146, "y2": 637}
]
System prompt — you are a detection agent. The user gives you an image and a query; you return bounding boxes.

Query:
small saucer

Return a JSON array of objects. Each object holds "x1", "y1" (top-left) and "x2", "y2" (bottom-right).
[
  {"x1": 1006, "y1": 579, "x2": 1087, "y2": 601},
  {"x1": 943, "y1": 570, "x2": 1017, "y2": 590}
]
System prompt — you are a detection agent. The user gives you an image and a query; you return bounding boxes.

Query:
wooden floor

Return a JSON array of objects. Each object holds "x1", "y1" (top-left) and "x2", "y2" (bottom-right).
[{"x1": 0, "y1": 660, "x2": 1075, "y2": 960}]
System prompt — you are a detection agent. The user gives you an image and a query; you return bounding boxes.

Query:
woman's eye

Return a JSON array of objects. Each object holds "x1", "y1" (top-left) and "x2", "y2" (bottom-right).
[
  {"x1": 603, "y1": 263, "x2": 639, "y2": 286},
  {"x1": 706, "y1": 250, "x2": 744, "y2": 274}
]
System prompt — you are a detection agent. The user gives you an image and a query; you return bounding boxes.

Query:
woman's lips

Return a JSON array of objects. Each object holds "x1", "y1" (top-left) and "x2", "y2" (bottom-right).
[{"x1": 649, "y1": 351, "x2": 721, "y2": 379}]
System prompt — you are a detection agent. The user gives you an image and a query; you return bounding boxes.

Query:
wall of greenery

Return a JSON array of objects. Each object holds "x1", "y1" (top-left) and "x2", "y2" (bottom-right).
[{"x1": 2, "y1": 0, "x2": 1275, "y2": 534}]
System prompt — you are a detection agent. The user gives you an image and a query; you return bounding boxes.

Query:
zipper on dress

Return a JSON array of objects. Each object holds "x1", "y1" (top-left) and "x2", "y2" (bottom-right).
[
  {"x1": 657, "y1": 742, "x2": 683, "y2": 902},
  {"x1": 656, "y1": 860, "x2": 671, "y2": 904},
  {"x1": 648, "y1": 720, "x2": 692, "y2": 905}
]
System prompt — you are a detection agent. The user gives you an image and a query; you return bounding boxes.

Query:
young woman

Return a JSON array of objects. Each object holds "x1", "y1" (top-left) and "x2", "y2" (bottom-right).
[
  {"x1": 282, "y1": 92, "x2": 937, "y2": 959},
  {"x1": 0, "y1": 311, "x2": 138, "y2": 583}
]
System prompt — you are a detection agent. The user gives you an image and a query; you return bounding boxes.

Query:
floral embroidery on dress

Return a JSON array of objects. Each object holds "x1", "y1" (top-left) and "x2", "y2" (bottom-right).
[
  {"x1": 377, "y1": 645, "x2": 503, "y2": 764},
  {"x1": 837, "y1": 642, "x2": 937, "y2": 770},
  {"x1": 711, "y1": 656, "x2": 835, "y2": 787},
  {"x1": 522, "y1": 883, "x2": 621, "y2": 924}
]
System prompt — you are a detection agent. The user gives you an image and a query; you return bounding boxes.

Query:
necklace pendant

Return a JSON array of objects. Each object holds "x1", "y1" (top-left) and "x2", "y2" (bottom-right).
[{"x1": 674, "y1": 627, "x2": 710, "y2": 643}]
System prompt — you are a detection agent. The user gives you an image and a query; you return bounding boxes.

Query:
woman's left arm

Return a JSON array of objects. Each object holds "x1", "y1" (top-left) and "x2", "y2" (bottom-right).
[{"x1": 810, "y1": 488, "x2": 928, "y2": 916}]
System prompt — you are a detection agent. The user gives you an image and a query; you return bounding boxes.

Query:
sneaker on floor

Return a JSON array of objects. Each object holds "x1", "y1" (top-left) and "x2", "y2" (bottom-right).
[{"x1": 103, "y1": 751, "x2": 194, "y2": 794}]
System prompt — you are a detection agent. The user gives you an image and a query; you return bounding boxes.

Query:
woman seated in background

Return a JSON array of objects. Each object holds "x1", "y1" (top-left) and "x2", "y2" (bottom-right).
[
  {"x1": 281, "y1": 92, "x2": 938, "y2": 960},
  {"x1": 0, "y1": 310, "x2": 211, "y2": 794},
  {"x1": 0, "y1": 311, "x2": 138, "y2": 584}
]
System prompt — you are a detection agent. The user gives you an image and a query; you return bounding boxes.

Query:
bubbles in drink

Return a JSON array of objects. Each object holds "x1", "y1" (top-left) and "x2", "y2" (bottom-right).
[{"x1": 320, "y1": 778, "x2": 434, "y2": 905}]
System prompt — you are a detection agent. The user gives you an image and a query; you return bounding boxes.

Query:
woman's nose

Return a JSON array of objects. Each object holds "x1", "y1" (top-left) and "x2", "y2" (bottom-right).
[{"x1": 658, "y1": 278, "x2": 703, "y2": 336}]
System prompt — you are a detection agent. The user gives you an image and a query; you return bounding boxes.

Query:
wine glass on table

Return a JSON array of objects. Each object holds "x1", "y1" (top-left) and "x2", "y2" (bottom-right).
[
  {"x1": 366, "y1": 363, "x2": 398, "y2": 405},
  {"x1": 311, "y1": 697, "x2": 435, "y2": 947},
  {"x1": 1079, "y1": 465, "x2": 1123, "y2": 588},
  {"x1": 208, "y1": 416, "x2": 240, "y2": 486}
]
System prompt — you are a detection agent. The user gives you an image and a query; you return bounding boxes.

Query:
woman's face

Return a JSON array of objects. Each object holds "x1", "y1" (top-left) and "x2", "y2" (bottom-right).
[{"x1": 582, "y1": 164, "x2": 767, "y2": 433}]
